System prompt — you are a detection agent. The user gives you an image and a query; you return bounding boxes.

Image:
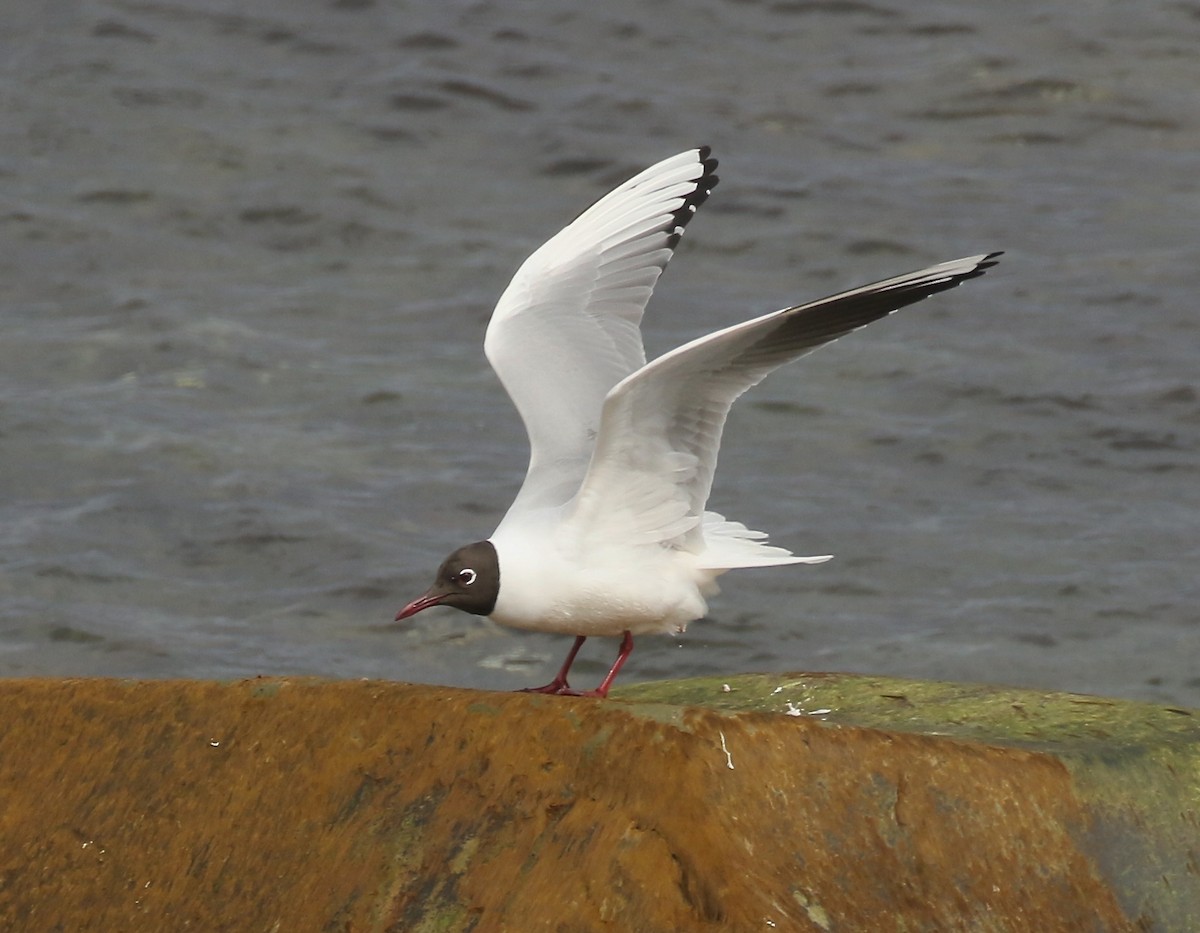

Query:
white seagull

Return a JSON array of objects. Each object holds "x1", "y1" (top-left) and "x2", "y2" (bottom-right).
[{"x1": 396, "y1": 147, "x2": 1000, "y2": 697}]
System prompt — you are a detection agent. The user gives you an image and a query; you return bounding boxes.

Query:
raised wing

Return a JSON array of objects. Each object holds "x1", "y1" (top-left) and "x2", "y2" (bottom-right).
[
  {"x1": 563, "y1": 253, "x2": 1002, "y2": 554},
  {"x1": 484, "y1": 148, "x2": 719, "y2": 517}
]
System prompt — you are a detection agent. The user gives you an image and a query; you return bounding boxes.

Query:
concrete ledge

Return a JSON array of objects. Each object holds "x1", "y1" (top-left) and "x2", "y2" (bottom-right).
[{"x1": 0, "y1": 674, "x2": 1195, "y2": 931}]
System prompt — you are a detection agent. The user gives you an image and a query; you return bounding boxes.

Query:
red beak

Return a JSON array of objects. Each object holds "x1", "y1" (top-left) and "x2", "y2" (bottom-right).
[{"x1": 394, "y1": 591, "x2": 444, "y2": 622}]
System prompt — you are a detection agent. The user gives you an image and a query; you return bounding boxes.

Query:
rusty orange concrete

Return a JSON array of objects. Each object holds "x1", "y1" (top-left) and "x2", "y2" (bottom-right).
[{"x1": 0, "y1": 675, "x2": 1194, "y2": 931}]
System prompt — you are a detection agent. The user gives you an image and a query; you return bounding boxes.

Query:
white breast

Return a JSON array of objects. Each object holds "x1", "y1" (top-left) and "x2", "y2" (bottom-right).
[{"x1": 487, "y1": 520, "x2": 711, "y2": 637}]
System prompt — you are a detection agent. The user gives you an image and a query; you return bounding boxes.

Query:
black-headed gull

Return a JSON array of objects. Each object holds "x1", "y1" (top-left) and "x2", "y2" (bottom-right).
[{"x1": 396, "y1": 147, "x2": 1000, "y2": 696}]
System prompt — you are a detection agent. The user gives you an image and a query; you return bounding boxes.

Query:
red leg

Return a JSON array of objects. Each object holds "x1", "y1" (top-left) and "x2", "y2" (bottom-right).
[
  {"x1": 519, "y1": 635, "x2": 586, "y2": 694},
  {"x1": 580, "y1": 631, "x2": 634, "y2": 698}
]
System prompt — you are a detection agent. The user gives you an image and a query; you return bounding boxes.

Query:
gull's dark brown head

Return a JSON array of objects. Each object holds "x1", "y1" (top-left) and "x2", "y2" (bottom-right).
[{"x1": 394, "y1": 540, "x2": 499, "y2": 621}]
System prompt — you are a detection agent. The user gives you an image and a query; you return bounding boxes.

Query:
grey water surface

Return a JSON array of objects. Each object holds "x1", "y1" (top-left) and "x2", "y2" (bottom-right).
[{"x1": 3, "y1": 0, "x2": 1198, "y2": 704}]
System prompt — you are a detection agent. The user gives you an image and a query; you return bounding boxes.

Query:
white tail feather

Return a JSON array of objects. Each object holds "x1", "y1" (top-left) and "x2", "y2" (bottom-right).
[{"x1": 695, "y1": 512, "x2": 832, "y2": 570}]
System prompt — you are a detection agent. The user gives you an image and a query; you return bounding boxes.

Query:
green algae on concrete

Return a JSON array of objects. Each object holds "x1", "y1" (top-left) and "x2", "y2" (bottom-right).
[
  {"x1": 613, "y1": 670, "x2": 1199, "y2": 748},
  {"x1": 0, "y1": 675, "x2": 1195, "y2": 931}
]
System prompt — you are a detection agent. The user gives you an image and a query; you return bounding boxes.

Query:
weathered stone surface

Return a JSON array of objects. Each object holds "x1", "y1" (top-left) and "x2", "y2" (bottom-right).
[{"x1": 0, "y1": 674, "x2": 1195, "y2": 931}]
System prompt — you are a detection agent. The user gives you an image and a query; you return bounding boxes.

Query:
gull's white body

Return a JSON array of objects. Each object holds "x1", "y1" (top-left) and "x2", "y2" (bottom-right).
[
  {"x1": 489, "y1": 513, "x2": 715, "y2": 636},
  {"x1": 490, "y1": 511, "x2": 794, "y2": 637}
]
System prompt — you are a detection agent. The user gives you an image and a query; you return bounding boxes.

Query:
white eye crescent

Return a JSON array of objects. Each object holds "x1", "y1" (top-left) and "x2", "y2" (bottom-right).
[{"x1": 457, "y1": 568, "x2": 477, "y2": 586}]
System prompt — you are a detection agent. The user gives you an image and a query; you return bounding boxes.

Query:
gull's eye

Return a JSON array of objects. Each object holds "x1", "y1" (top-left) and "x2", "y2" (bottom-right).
[{"x1": 455, "y1": 568, "x2": 477, "y2": 586}]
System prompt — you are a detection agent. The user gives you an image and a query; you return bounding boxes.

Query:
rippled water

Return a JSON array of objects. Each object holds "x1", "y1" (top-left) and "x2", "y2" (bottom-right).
[{"x1": 3, "y1": 0, "x2": 1198, "y2": 705}]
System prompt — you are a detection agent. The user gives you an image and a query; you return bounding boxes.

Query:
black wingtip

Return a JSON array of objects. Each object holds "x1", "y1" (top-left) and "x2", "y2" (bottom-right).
[
  {"x1": 666, "y1": 147, "x2": 720, "y2": 249},
  {"x1": 696, "y1": 144, "x2": 719, "y2": 184},
  {"x1": 959, "y1": 251, "x2": 1004, "y2": 282},
  {"x1": 694, "y1": 144, "x2": 719, "y2": 193}
]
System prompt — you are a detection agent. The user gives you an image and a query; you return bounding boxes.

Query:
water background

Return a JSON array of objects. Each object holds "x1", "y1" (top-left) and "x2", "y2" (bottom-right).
[{"x1": 4, "y1": 0, "x2": 1198, "y2": 705}]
